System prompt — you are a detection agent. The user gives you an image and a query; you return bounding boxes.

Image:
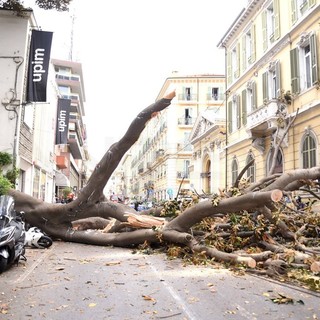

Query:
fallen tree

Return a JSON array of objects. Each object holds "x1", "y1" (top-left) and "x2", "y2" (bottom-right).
[{"x1": 7, "y1": 91, "x2": 320, "y2": 291}]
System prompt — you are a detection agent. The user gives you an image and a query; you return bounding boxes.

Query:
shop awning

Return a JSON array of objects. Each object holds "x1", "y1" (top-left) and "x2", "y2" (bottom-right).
[{"x1": 55, "y1": 171, "x2": 70, "y2": 187}]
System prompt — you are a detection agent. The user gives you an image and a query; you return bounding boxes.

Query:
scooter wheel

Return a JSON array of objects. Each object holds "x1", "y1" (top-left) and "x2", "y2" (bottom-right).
[
  {"x1": 0, "y1": 256, "x2": 8, "y2": 273},
  {"x1": 37, "y1": 236, "x2": 53, "y2": 248}
]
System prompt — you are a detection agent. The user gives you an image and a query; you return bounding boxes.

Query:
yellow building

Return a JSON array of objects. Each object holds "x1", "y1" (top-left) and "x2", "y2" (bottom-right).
[
  {"x1": 217, "y1": 0, "x2": 320, "y2": 188},
  {"x1": 128, "y1": 73, "x2": 225, "y2": 202}
]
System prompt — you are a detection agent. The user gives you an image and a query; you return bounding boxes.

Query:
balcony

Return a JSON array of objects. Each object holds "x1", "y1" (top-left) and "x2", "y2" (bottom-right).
[
  {"x1": 68, "y1": 132, "x2": 83, "y2": 159},
  {"x1": 178, "y1": 94, "x2": 198, "y2": 101},
  {"x1": 246, "y1": 100, "x2": 280, "y2": 137},
  {"x1": 206, "y1": 93, "x2": 224, "y2": 101},
  {"x1": 178, "y1": 117, "x2": 194, "y2": 126},
  {"x1": 156, "y1": 149, "x2": 165, "y2": 159},
  {"x1": 55, "y1": 155, "x2": 68, "y2": 169}
]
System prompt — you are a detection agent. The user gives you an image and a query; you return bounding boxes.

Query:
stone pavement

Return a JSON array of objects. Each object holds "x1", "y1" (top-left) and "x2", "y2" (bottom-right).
[{"x1": 0, "y1": 241, "x2": 319, "y2": 319}]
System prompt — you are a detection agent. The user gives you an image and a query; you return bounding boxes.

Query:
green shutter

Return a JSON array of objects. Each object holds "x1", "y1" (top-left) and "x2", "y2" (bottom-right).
[
  {"x1": 227, "y1": 52, "x2": 232, "y2": 85},
  {"x1": 310, "y1": 33, "x2": 318, "y2": 86},
  {"x1": 274, "y1": 0, "x2": 280, "y2": 40},
  {"x1": 228, "y1": 101, "x2": 233, "y2": 133},
  {"x1": 242, "y1": 89, "x2": 247, "y2": 126},
  {"x1": 262, "y1": 11, "x2": 267, "y2": 52},
  {"x1": 290, "y1": 48, "x2": 300, "y2": 94},
  {"x1": 275, "y1": 60, "x2": 281, "y2": 98},
  {"x1": 291, "y1": 0, "x2": 297, "y2": 24},
  {"x1": 237, "y1": 95, "x2": 241, "y2": 129},
  {"x1": 236, "y1": 42, "x2": 241, "y2": 78},
  {"x1": 252, "y1": 81, "x2": 257, "y2": 110},
  {"x1": 242, "y1": 35, "x2": 246, "y2": 71},
  {"x1": 251, "y1": 25, "x2": 256, "y2": 63},
  {"x1": 262, "y1": 71, "x2": 268, "y2": 101}
]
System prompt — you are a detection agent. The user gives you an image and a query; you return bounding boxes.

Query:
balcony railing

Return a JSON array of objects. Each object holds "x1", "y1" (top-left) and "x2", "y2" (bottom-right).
[
  {"x1": 178, "y1": 117, "x2": 194, "y2": 125},
  {"x1": 56, "y1": 74, "x2": 80, "y2": 82},
  {"x1": 178, "y1": 93, "x2": 198, "y2": 101},
  {"x1": 206, "y1": 93, "x2": 224, "y2": 101},
  {"x1": 247, "y1": 100, "x2": 279, "y2": 133}
]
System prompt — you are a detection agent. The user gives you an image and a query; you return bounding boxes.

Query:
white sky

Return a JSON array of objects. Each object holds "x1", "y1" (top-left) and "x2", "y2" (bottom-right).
[{"x1": 27, "y1": 0, "x2": 248, "y2": 163}]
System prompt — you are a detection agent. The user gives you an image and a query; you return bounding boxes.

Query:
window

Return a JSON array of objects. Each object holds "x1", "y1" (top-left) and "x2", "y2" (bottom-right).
[
  {"x1": 262, "y1": 60, "x2": 281, "y2": 101},
  {"x1": 302, "y1": 134, "x2": 316, "y2": 168},
  {"x1": 231, "y1": 158, "x2": 238, "y2": 185},
  {"x1": 290, "y1": 33, "x2": 318, "y2": 94},
  {"x1": 184, "y1": 160, "x2": 190, "y2": 178},
  {"x1": 262, "y1": 0, "x2": 280, "y2": 51},
  {"x1": 228, "y1": 95, "x2": 241, "y2": 133},
  {"x1": 232, "y1": 44, "x2": 240, "y2": 79},
  {"x1": 241, "y1": 81, "x2": 257, "y2": 126},
  {"x1": 246, "y1": 153, "x2": 255, "y2": 183},
  {"x1": 212, "y1": 87, "x2": 219, "y2": 100},
  {"x1": 185, "y1": 87, "x2": 191, "y2": 100},
  {"x1": 267, "y1": 149, "x2": 283, "y2": 174},
  {"x1": 291, "y1": 0, "x2": 316, "y2": 24},
  {"x1": 227, "y1": 43, "x2": 240, "y2": 85},
  {"x1": 184, "y1": 108, "x2": 192, "y2": 125},
  {"x1": 242, "y1": 25, "x2": 256, "y2": 70}
]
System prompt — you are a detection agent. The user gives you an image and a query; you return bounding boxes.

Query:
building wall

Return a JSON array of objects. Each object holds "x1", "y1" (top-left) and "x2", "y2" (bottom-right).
[{"x1": 218, "y1": 0, "x2": 320, "y2": 188}]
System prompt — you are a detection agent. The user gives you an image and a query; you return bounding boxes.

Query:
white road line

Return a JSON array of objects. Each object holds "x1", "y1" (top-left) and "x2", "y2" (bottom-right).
[
  {"x1": 13, "y1": 242, "x2": 57, "y2": 284},
  {"x1": 146, "y1": 257, "x2": 198, "y2": 320}
]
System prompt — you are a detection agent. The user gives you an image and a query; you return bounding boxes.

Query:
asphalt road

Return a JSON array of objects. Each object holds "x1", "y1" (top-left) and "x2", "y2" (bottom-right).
[{"x1": 0, "y1": 242, "x2": 319, "y2": 320}]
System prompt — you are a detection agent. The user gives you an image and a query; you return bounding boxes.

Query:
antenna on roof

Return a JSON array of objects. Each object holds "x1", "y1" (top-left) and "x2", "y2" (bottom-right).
[{"x1": 69, "y1": 12, "x2": 75, "y2": 61}]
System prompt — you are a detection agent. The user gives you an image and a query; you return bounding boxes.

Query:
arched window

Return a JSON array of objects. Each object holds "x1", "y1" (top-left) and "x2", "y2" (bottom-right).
[
  {"x1": 267, "y1": 148, "x2": 283, "y2": 174},
  {"x1": 231, "y1": 158, "x2": 238, "y2": 185},
  {"x1": 302, "y1": 134, "x2": 317, "y2": 168},
  {"x1": 246, "y1": 153, "x2": 255, "y2": 183}
]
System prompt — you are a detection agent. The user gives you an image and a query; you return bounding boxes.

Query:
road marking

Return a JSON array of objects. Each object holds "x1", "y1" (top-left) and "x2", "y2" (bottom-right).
[
  {"x1": 146, "y1": 256, "x2": 198, "y2": 320},
  {"x1": 13, "y1": 242, "x2": 57, "y2": 284}
]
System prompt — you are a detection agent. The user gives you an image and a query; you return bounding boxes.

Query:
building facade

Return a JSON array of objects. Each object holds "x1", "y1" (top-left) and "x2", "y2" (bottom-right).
[
  {"x1": 126, "y1": 73, "x2": 225, "y2": 202},
  {"x1": 217, "y1": 0, "x2": 320, "y2": 188},
  {"x1": 52, "y1": 59, "x2": 89, "y2": 199},
  {"x1": 0, "y1": 8, "x2": 89, "y2": 201}
]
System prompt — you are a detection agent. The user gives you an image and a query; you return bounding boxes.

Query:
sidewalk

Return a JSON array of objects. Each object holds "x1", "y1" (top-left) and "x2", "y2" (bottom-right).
[{"x1": 1, "y1": 241, "x2": 319, "y2": 319}]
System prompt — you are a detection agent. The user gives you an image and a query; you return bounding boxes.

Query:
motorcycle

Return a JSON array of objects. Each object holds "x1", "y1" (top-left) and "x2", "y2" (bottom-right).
[
  {"x1": 0, "y1": 195, "x2": 26, "y2": 273},
  {"x1": 25, "y1": 226, "x2": 53, "y2": 249}
]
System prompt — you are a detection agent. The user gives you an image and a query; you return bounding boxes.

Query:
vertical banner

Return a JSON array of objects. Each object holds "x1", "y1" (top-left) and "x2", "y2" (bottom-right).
[
  {"x1": 56, "y1": 98, "x2": 71, "y2": 144},
  {"x1": 26, "y1": 30, "x2": 53, "y2": 102}
]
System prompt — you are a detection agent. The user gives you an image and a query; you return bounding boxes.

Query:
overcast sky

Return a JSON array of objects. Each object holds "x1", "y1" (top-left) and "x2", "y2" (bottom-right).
[{"x1": 27, "y1": 0, "x2": 248, "y2": 162}]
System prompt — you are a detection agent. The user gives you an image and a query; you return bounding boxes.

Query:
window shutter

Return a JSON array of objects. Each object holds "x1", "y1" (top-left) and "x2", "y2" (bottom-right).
[
  {"x1": 262, "y1": 71, "x2": 268, "y2": 101},
  {"x1": 262, "y1": 11, "x2": 267, "y2": 52},
  {"x1": 236, "y1": 42, "x2": 241, "y2": 78},
  {"x1": 242, "y1": 89, "x2": 247, "y2": 126},
  {"x1": 252, "y1": 81, "x2": 257, "y2": 110},
  {"x1": 275, "y1": 60, "x2": 281, "y2": 98},
  {"x1": 228, "y1": 101, "x2": 232, "y2": 133},
  {"x1": 274, "y1": 0, "x2": 280, "y2": 40},
  {"x1": 290, "y1": 48, "x2": 300, "y2": 94},
  {"x1": 242, "y1": 35, "x2": 247, "y2": 71},
  {"x1": 227, "y1": 52, "x2": 232, "y2": 85},
  {"x1": 310, "y1": 33, "x2": 318, "y2": 85},
  {"x1": 237, "y1": 95, "x2": 241, "y2": 129},
  {"x1": 291, "y1": 0, "x2": 297, "y2": 24},
  {"x1": 251, "y1": 24, "x2": 256, "y2": 63}
]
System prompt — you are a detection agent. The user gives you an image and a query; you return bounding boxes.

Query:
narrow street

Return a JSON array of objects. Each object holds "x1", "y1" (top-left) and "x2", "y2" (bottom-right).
[{"x1": 1, "y1": 242, "x2": 319, "y2": 320}]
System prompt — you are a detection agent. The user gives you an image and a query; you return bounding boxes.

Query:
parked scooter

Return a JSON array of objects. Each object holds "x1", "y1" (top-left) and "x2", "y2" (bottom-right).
[
  {"x1": 0, "y1": 195, "x2": 26, "y2": 273},
  {"x1": 25, "y1": 226, "x2": 53, "y2": 249}
]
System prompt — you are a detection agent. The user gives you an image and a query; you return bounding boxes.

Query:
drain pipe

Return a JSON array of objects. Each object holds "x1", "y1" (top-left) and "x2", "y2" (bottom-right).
[{"x1": 0, "y1": 56, "x2": 24, "y2": 168}]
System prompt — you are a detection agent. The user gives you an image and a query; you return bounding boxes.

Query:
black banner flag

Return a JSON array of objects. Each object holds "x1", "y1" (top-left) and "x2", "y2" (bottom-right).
[
  {"x1": 56, "y1": 98, "x2": 71, "y2": 145},
  {"x1": 26, "y1": 30, "x2": 53, "y2": 102}
]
